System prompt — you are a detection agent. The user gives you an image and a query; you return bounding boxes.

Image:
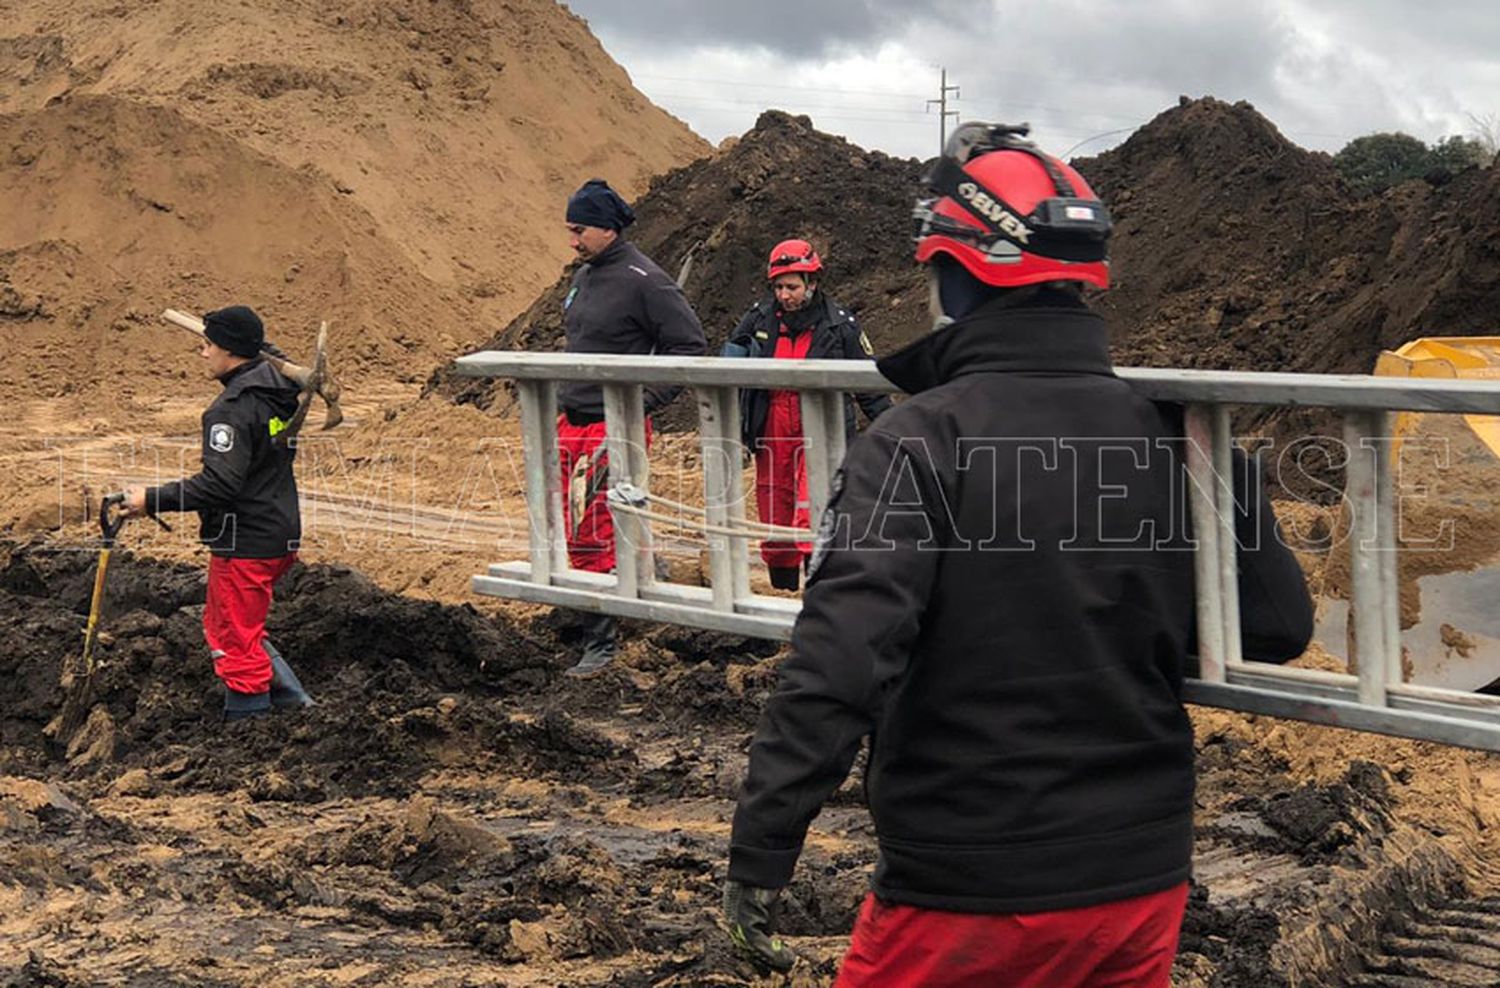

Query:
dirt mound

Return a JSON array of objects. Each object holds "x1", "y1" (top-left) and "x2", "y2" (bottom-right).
[
  {"x1": 0, "y1": 94, "x2": 481, "y2": 404},
  {"x1": 1080, "y1": 96, "x2": 1500, "y2": 375},
  {"x1": 432, "y1": 98, "x2": 1499, "y2": 425},
  {"x1": 0, "y1": 0, "x2": 708, "y2": 402}
]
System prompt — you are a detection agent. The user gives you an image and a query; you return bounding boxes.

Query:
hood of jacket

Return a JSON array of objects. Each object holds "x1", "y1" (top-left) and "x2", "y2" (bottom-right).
[{"x1": 877, "y1": 292, "x2": 1112, "y2": 395}]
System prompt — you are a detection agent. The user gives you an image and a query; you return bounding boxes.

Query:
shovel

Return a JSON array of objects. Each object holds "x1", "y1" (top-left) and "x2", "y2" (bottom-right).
[{"x1": 49, "y1": 493, "x2": 170, "y2": 741}]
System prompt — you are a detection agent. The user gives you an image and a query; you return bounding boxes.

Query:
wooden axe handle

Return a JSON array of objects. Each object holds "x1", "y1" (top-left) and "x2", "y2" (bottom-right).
[
  {"x1": 161, "y1": 308, "x2": 312, "y2": 383},
  {"x1": 161, "y1": 309, "x2": 343, "y2": 429}
]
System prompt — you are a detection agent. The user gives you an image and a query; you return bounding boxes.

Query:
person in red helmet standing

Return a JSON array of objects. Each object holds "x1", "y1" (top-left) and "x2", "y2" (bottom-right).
[
  {"x1": 723, "y1": 239, "x2": 891, "y2": 591},
  {"x1": 721, "y1": 124, "x2": 1313, "y2": 984}
]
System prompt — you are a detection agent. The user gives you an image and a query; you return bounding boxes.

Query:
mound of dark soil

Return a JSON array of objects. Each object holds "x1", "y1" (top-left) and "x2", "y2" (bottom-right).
[
  {"x1": 0, "y1": 540, "x2": 632, "y2": 799},
  {"x1": 1080, "y1": 96, "x2": 1500, "y2": 376},
  {"x1": 430, "y1": 98, "x2": 1500, "y2": 450}
]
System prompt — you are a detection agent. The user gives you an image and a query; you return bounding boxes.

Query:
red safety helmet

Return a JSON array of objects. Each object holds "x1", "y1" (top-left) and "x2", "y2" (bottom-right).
[
  {"x1": 913, "y1": 122, "x2": 1111, "y2": 289},
  {"x1": 767, "y1": 239, "x2": 823, "y2": 281}
]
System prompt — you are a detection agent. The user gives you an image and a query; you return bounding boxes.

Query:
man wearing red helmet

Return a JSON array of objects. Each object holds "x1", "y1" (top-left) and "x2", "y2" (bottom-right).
[
  {"x1": 723, "y1": 239, "x2": 891, "y2": 591},
  {"x1": 723, "y1": 124, "x2": 1313, "y2": 984}
]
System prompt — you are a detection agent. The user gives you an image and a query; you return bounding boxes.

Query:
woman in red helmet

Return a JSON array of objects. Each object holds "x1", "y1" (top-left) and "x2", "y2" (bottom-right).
[{"x1": 723, "y1": 239, "x2": 891, "y2": 591}]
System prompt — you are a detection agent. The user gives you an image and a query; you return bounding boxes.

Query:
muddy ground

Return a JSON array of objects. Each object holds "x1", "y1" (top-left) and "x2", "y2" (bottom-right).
[
  {"x1": 4, "y1": 540, "x2": 1500, "y2": 987},
  {"x1": 6, "y1": 9, "x2": 1500, "y2": 984}
]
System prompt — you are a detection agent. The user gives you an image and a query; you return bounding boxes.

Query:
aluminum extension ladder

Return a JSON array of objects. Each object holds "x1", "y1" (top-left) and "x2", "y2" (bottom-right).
[{"x1": 453, "y1": 350, "x2": 1500, "y2": 752}]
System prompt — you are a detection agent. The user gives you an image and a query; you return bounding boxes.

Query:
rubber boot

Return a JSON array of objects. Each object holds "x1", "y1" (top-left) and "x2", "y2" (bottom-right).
[
  {"x1": 263, "y1": 640, "x2": 315, "y2": 710},
  {"x1": 223, "y1": 688, "x2": 272, "y2": 723},
  {"x1": 565, "y1": 613, "x2": 617, "y2": 679},
  {"x1": 768, "y1": 566, "x2": 800, "y2": 592}
]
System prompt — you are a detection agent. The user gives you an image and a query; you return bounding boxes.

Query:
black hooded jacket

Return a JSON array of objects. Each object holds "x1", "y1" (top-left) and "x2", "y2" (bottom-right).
[
  {"x1": 724, "y1": 291, "x2": 892, "y2": 446},
  {"x1": 147, "y1": 358, "x2": 302, "y2": 558},
  {"x1": 559, "y1": 238, "x2": 707, "y2": 421},
  {"x1": 728, "y1": 293, "x2": 1314, "y2": 913}
]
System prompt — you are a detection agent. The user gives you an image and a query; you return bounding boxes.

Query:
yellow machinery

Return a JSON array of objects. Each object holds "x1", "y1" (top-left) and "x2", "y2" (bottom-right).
[
  {"x1": 1376, "y1": 337, "x2": 1500, "y2": 457},
  {"x1": 1342, "y1": 337, "x2": 1500, "y2": 691}
]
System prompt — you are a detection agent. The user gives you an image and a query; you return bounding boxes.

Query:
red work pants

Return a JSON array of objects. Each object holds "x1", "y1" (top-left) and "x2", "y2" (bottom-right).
[
  {"x1": 834, "y1": 883, "x2": 1189, "y2": 988},
  {"x1": 203, "y1": 553, "x2": 297, "y2": 695},
  {"x1": 557, "y1": 414, "x2": 652, "y2": 573},
  {"x1": 754, "y1": 389, "x2": 812, "y2": 569}
]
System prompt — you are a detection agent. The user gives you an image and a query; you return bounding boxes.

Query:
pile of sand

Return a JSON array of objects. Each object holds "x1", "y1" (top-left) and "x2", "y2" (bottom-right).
[{"x1": 0, "y1": 0, "x2": 708, "y2": 406}]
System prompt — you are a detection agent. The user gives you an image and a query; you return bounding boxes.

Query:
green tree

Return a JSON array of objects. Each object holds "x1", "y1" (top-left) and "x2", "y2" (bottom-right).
[
  {"x1": 1334, "y1": 132, "x2": 1431, "y2": 195},
  {"x1": 1430, "y1": 135, "x2": 1488, "y2": 171}
]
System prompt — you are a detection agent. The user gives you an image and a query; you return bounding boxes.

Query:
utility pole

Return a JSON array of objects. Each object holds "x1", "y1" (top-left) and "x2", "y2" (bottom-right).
[{"x1": 926, "y1": 68, "x2": 960, "y2": 156}]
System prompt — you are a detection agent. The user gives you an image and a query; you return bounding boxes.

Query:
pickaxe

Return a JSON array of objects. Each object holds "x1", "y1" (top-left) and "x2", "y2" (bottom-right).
[{"x1": 161, "y1": 309, "x2": 344, "y2": 439}]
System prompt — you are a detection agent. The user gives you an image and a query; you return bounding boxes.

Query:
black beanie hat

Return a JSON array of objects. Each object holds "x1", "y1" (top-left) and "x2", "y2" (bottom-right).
[
  {"x1": 202, "y1": 305, "x2": 264, "y2": 358},
  {"x1": 565, "y1": 179, "x2": 636, "y2": 232}
]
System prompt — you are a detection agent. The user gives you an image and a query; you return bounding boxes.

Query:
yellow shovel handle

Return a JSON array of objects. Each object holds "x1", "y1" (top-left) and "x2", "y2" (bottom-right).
[{"x1": 80, "y1": 548, "x2": 111, "y2": 674}]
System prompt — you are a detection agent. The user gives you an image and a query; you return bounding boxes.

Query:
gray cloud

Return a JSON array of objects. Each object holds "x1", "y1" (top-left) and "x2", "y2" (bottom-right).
[
  {"x1": 573, "y1": 0, "x2": 1498, "y2": 159},
  {"x1": 562, "y1": 0, "x2": 957, "y2": 59}
]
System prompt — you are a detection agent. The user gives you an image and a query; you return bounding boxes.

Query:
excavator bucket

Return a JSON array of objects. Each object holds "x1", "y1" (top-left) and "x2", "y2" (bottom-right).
[
  {"x1": 1315, "y1": 337, "x2": 1500, "y2": 692},
  {"x1": 1375, "y1": 337, "x2": 1500, "y2": 458}
]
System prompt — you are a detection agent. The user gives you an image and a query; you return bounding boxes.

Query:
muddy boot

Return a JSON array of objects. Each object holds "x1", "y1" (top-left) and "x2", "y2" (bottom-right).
[
  {"x1": 768, "y1": 566, "x2": 800, "y2": 591},
  {"x1": 565, "y1": 614, "x2": 617, "y2": 679},
  {"x1": 263, "y1": 640, "x2": 314, "y2": 710},
  {"x1": 223, "y1": 688, "x2": 271, "y2": 723}
]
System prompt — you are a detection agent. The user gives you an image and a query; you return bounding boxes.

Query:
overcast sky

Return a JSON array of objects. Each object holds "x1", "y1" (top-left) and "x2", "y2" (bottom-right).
[{"x1": 563, "y1": 0, "x2": 1500, "y2": 161}]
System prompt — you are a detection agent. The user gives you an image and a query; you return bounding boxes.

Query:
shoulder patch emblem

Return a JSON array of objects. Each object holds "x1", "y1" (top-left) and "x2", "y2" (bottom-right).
[{"x1": 208, "y1": 422, "x2": 235, "y2": 453}]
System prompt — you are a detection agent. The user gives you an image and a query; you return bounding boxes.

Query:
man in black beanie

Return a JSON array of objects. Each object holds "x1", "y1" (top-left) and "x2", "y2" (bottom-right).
[
  {"x1": 556, "y1": 178, "x2": 707, "y2": 678},
  {"x1": 122, "y1": 304, "x2": 315, "y2": 722}
]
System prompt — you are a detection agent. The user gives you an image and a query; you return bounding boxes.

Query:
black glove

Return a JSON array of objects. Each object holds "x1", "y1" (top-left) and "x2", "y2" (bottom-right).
[{"x1": 723, "y1": 880, "x2": 795, "y2": 972}]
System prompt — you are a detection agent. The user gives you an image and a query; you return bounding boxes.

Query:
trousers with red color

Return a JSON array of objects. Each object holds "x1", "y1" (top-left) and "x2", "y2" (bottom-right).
[
  {"x1": 755, "y1": 328, "x2": 814, "y2": 569},
  {"x1": 557, "y1": 414, "x2": 653, "y2": 573},
  {"x1": 204, "y1": 553, "x2": 297, "y2": 695},
  {"x1": 833, "y1": 882, "x2": 1189, "y2": 988}
]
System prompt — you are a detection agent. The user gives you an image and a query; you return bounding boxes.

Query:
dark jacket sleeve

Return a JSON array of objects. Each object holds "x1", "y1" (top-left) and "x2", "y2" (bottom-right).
[
  {"x1": 840, "y1": 317, "x2": 892, "y2": 423},
  {"x1": 1230, "y1": 448, "x2": 1315, "y2": 663},
  {"x1": 642, "y1": 275, "x2": 707, "y2": 413},
  {"x1": 728, "y1": 427, "x2": 946, "y2": 889},
  {"x1": 148, "y1": 410, "x2": 251, "y2": 513},
  {"x1": 722, "y1": 306, "x2": 759, "y2": 358}
]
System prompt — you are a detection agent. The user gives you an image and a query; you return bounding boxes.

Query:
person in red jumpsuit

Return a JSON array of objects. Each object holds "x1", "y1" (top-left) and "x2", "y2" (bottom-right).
[{"x1": 722, "y1": 240, "x2": 891, "y2": 591}]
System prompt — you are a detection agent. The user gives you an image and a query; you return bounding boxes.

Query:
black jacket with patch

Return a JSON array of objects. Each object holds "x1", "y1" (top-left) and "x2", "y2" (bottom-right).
[
  {"x1": 723, "y1": 291, "x2": 892, "y2": 447},
  {"x1": 147, "y1": 358, "x2": 302, "y2": 558},
  {"x1": 728, "y1": 293, "x2": 1314, "y2": 913},
  {"x1": 559, "y1": 239, "x2": 707, "y2": 420}
]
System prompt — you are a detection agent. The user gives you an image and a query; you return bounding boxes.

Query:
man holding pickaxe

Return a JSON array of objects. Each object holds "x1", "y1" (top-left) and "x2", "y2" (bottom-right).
[{"x1": 123, "y1": 305, "x2": 315, "y2": 722}]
